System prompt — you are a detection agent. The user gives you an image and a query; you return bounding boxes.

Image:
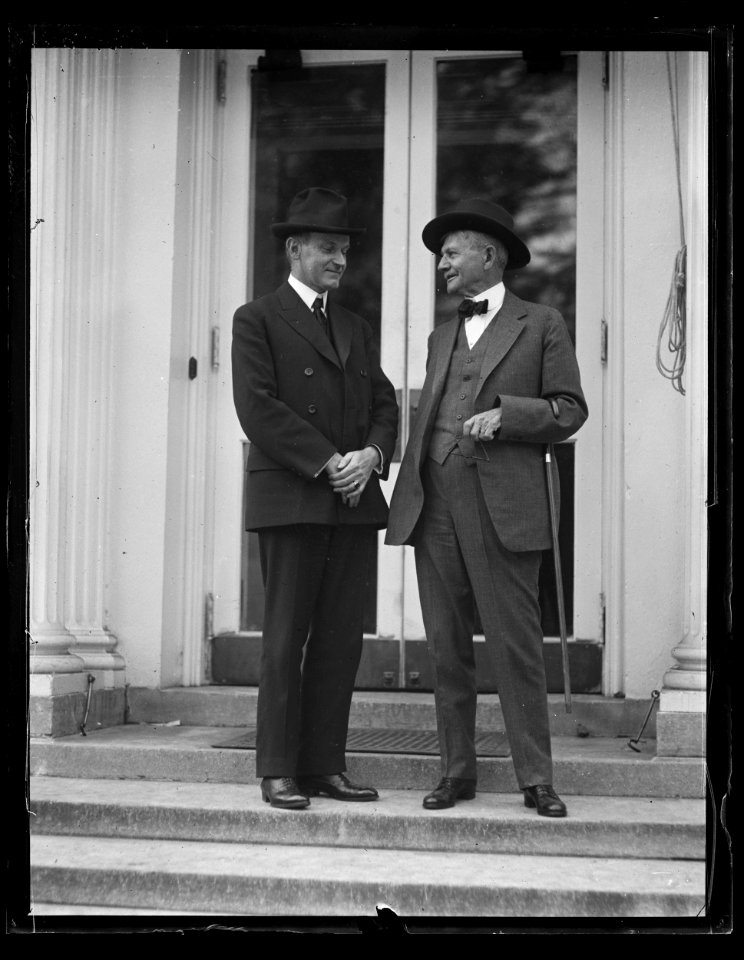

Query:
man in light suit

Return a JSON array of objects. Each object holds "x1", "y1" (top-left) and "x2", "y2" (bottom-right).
[
  {"x1": 232, "y1": 187, "x2": 398, "y2": 809},
  {"x1": 385, "y1": 198, "x2": 587, "y2": 816}
]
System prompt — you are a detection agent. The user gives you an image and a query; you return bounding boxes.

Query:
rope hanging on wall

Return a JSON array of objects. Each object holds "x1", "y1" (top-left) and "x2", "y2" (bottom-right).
[{"x1": 655, "y1": 52, "x2": 687, "y2": 396}]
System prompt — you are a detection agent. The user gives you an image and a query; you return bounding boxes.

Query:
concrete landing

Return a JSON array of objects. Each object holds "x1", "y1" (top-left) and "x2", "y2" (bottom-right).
[{"x1": 30, "y1": 721, "x2": 706, "y2": 798}]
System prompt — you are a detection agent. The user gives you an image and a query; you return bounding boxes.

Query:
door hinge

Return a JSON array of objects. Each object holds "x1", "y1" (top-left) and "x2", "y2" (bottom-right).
[
  {"x1": 211, "y1": 326, "x2": 220, "y2": 370},
  {"x1": 217, "y1": 59, "x2": 227, "y2": 104},
  {"x1": 188, "y1": 356, "x2": 198, "y2": 380},
  {"x1": 602, "y1": 51, "x2": 610, "y2": 88},
  {"x1": 205, "y1": 592, "x2": 214, "y2": 639},
  {"x1": 600, "y1": 318, "x2": 608, "y2": 364},
  {"x1": 600, "y1": 592, "x2": 606, "y2": 644}
]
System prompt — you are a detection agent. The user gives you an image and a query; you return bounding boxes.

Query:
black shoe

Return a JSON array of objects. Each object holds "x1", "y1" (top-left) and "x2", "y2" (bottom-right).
[
  {"x1": 298, "y1": 773, "x2": 379, "y2": 802},
  {"x1": 260, "y1": 777, "x2": 310, "y2": 809},
  {"x1": 523, "y1": 784, "x2": 567, "y2": 818},
  {"x1": 423, "y1": 777, "x2": 476, "y2": 810}
]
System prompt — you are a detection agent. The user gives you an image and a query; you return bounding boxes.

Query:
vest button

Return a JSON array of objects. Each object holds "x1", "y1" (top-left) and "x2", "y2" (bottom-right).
[
  {"x1": 308, "y1": 404, "x2": 318, "y2": 414},
  {"x1": 456, "y1": 414, "x2": 462, "y2": 420},
  {"x1": 460, "y1": 394, "x2": 466, "y2": 400},
  {"x1": 304, "y1": 367, "x2": 314, "y2": 376}
]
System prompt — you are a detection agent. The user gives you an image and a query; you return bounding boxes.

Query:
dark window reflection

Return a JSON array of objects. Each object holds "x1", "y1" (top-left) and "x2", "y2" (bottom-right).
[
  {"x1": 250, "y1": 64, "x2": 385, "y2": 339},
  {"x1": 434, "y1": 55, "x2": 577, "y2": 344},
  {"x1": 434, "y1": 55, "x2": 577, "y2": 637},
  {"x1": 241, "y1": 63, "x2": 386, "y2": 635}
]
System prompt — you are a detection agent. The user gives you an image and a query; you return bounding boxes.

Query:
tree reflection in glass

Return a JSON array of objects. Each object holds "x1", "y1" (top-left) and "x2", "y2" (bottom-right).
[{"x1": 434, "y1": 55, "x2": 577, "y2": 344}]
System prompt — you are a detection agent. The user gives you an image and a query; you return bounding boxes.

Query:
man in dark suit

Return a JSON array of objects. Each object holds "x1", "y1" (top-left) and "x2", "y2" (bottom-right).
[
  {"x1": 385, "y1": 198, "x2": 587, "y2": 817},
  {"x1": 232, "y1": 187, "x2": 399, "y2": 809}
]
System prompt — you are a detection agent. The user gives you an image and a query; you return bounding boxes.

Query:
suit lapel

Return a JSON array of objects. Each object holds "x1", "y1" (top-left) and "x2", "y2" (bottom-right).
[
  {"x1": 430, "y1": 317, "x2": 462, "y2": 402},
  {"x1": 476, "y1": 290, "x2": 527, "y2": 396},
  {"x1": 276, "y1": 282, "x2": 342, "y2": 369},
  {"x1": 412, "y1": 317, "x2": 462, "y2": 464}
]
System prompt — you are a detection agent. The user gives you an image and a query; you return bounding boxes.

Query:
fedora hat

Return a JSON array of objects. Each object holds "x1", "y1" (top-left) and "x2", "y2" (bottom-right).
[
  {"x1": 422, "y1": 198, "x2": 530, "y2": 269},
  {"x1": 270, "y1": 187, "x2": 366, "y2": 238}
]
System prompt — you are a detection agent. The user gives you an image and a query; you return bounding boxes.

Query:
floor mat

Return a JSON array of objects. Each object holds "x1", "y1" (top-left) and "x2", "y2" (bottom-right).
[{"x1": 213, "y1": 727, "x2": 511, "y2": 757}]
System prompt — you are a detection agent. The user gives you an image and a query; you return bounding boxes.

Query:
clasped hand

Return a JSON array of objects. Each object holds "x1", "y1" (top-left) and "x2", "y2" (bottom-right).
[{"x1": 326, "y1": 447, "x2": 379, "y2": 508}]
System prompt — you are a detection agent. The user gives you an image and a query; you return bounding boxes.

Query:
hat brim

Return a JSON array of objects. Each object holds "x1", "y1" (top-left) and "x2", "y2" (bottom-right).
[
  {"x1": 422, "y1": 212, "x2": 530, "y2": 269},
  {"x1": 271, "y1": 222, "x2": 366, "y2": 238}
]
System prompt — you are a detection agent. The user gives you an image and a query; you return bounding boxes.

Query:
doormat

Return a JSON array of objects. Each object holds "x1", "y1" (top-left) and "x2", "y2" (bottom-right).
[{"x1": 213, "y1": 727, "x2": 510, "y2": 757}]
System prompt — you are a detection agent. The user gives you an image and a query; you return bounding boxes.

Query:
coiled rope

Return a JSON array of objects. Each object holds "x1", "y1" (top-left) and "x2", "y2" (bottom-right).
[{"x1": 656, "y1": 52, "x2": 687, "y2": 395}]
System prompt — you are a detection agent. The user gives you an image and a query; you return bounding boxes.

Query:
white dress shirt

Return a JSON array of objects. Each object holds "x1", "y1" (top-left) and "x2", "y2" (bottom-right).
[
  {"x1": 464, "y1": 281, "x2": 506, "y2": 349},
  {"x1": 288, "y1": 273, "x2": 327, "y2": 311}
]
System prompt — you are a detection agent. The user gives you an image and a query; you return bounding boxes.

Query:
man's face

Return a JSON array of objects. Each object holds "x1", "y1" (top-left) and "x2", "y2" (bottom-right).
[
  {"x1": 437, "y1": 230, "x2": 490, "y2": 298},
  {"x1": 291, "y1": 232, "x2": 350, "y2": 293}
]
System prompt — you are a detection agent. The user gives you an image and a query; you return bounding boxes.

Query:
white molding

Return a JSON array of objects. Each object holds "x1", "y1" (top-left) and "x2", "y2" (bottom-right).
[
  {"x1": 602, "y1": 51, "x2": 627, "y2": 696},
  {"x1": 163, "y1": 49, "x2": 225, "y2": 686}
]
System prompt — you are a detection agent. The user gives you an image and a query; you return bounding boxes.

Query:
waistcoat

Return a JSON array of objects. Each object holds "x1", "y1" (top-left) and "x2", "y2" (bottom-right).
[{"x1": 428, "y1": 318, "x2": 495, "y2": 463}]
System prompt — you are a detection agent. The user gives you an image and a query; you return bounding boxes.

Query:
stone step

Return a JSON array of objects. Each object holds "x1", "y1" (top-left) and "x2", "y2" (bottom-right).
[
  {"x1": 126, "y1": 687, "x2": 662, "y2": 740},
  {"x1": 29, "y1": 832, "x2": 706, "y2": 919},
  {"x1": 29, "y1": 776, "x2": 706, "y2": 861},
  {"x1": 30, "y1": 723, "x2": 705, "y2": 799}
]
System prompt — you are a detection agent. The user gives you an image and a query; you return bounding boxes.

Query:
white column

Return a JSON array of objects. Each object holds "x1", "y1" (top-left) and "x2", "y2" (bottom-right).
[
  {"x1": 30, "y1": 48, "x2": 125, "y2": 692},
  {"x1": 62, "y1": 49, "x2": 125, "y2": 684},
  {"x1": 29, "y1": 48, "x2": 85, "y2": 692},
  {"x1": 658, "y1": 52, "x2": 708, "y2": 755}
]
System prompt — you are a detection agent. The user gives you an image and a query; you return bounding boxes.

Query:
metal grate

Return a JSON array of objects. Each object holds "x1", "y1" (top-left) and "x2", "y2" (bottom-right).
[{"x1": 214, "y1": 727, "x2": 510, "y2": 757}]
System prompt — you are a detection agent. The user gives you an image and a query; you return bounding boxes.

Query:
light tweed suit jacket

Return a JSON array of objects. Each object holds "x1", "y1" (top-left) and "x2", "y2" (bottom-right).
[{"x1": 385, "y1": 290, "x2": 588, "y2": 552}]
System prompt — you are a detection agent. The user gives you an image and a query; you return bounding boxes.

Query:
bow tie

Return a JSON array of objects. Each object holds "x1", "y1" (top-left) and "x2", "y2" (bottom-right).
[{"x1": 458, "y1": 298, "x2": 489, "y2": 319}]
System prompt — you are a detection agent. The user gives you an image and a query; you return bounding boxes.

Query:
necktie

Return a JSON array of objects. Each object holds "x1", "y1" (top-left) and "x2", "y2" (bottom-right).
[
  {"x1": 458, "y1": 298, "x2": 489, "y2": 319},
  {"x1": 313, "y1": 297, "x2": 330, "y2": 337}
]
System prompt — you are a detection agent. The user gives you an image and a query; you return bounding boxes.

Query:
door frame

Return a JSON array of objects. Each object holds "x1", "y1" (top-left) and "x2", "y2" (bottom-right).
[{"x1": 206, "y1": 48, "x2": 605, "y2": 690}]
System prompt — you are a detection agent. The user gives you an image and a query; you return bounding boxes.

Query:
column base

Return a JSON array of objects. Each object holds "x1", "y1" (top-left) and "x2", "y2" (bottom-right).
[
  {"x1": 656, "y1": 710, "x2": 706, "y2": 758},
  {"x1": 29, "y1": 686, "x2": 128, "y2": 738}
]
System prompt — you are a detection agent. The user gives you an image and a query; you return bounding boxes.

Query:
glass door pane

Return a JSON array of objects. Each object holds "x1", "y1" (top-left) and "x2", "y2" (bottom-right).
[
  {"x1": 434, "y1": 53, "x2": 578, "y2": 639},
  {"x1": 241, "y1": 60, "x2": 386, "y2": 635}
]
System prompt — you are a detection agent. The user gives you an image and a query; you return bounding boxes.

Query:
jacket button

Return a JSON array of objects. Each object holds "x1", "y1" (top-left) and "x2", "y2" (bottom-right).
[
  {"x1": 308, "y1": 404, "x2": 318, "y2": 414},
  {"x1": 360, "y1": 369, "x2": 368, "y2": 377},
  {"x1": 304, "y1": 367, "x2": 314, "y2": 376}
]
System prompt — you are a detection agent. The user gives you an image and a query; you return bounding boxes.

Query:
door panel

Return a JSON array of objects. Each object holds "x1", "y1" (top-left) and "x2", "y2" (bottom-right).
[{"x1": 210, "y1": 49, "x2": 603, "y2": 694}]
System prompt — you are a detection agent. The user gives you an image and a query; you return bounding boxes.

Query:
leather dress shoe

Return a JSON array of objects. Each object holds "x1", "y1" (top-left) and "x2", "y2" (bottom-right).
[
  {"x1": 423, "y1": 777, "x2": 476, "y2": 810},
  {"x1": 260, "y1": 777, "x2": 310, "y2": 809},
  {"x1": 523, "y1": 784, "x2": 567, "y2": 818},
  {"x1": 297, "y1": 773, "x2": 379, "y2": 802}
]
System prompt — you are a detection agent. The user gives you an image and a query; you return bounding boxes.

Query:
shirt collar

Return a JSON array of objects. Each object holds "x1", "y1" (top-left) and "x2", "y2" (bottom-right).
[{"x1": 289, "y1": 274, "x2": 326, "y2": 311}]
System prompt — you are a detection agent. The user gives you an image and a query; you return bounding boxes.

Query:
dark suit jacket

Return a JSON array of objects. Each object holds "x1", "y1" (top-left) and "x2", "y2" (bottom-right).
[
  {"x1": 232, "y1": 281, "x2": 399, "y2": 530},
  {"x1": 385, "y1": 290, "x2": 588, "y2": 552}
]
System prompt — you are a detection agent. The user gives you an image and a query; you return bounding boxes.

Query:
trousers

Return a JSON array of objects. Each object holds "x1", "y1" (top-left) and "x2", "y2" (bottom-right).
[{"x1": 414, "y1": 455, "x2": 553, "y2": 788}]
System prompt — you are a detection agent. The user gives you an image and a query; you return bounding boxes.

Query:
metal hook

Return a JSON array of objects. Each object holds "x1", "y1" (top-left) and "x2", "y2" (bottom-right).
[
  {"x1": 627, "y1": 689, "x2": 660, "y2": 752},
  {"x1": 80, "y1": 673, "x2": 96, "y2": 736}
]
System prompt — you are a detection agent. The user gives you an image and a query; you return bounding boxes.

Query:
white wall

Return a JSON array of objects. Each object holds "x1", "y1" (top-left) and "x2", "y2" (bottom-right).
[
  {"x1": 615, "y1": 51, "x2": 697, "y2": 697},
  {"x1": 106, "y1": 50, "x2": 181, "y2": 688}
]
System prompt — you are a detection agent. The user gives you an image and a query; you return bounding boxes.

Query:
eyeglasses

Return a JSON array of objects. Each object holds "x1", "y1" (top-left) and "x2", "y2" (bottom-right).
[{"x1": 457, "y1": 438, "x2": 490, "y2": 462}]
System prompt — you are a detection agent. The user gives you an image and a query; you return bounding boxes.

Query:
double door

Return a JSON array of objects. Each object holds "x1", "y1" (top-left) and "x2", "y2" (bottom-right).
[{"x1": 211, "y1": 49, "x2": 603, "y2": 690}]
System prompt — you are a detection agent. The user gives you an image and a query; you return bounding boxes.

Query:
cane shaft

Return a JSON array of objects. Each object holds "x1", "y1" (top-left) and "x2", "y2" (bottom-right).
[{"x1": 545, "y1": 445, "x2": 572, "y2": 713}]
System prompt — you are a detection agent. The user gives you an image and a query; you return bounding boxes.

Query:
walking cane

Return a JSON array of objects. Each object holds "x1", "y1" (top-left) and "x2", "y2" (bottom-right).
[{"x1": 545, "y1": 443, "x2": 572, "y2": 713}]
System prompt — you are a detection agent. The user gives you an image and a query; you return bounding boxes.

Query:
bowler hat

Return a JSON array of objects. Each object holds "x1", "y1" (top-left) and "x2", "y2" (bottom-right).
[
  {"x1": 270, "y1": 187, "x2": 366, "y2": 238},
  {"x1": 422, "y1": 198, "x2": 530, "y2": 269}
]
